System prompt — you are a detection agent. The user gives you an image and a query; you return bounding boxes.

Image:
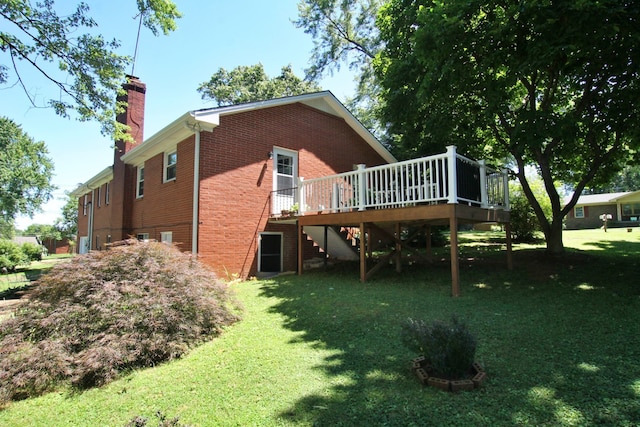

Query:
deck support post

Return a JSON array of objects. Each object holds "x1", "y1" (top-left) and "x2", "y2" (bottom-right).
[
  {"x1": 504, "y1": 222, "x2": 513, "y2": 270},
  {"x1": 323, "y1": 225, "x2": 329, "y2": 268},
  {"x1": 425, "y1": 225, "x2": 432, "y2": 261},
  {"x1": 449, "y1": 207, "x2": 461, "y2": 297},
  {"x1": 360, "y1": 222, "x2": 367, "y2": 282},
  {"x1": 297, "y1": 222, "x2": 304, "y2": 276},
  {"x1": 395, "y1": 223, "x2": 402, "y2": 273}
]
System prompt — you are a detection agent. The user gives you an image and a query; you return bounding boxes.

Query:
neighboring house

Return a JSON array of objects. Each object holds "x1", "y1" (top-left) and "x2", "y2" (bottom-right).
[
  {"x1": 12, "y1": 236, "x2": 41, "y2": 246},
  {"x1": 71, "y1": 76, "x2": 395, "y2": 278},
  {"x1": 565, "y1": 191, "x2": 640, "y2": 229},
  {"x1": 41, "y1": 237, "x2": 72, "y2": 255}
]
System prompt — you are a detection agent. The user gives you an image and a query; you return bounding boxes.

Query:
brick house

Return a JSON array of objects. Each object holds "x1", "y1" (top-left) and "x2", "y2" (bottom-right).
[
  {"x1": 71, "y1": 77, "x2": 395, "y2": 278},
  {"x1": 564, "y1": 191, "x2": 640, "y2": 229}
]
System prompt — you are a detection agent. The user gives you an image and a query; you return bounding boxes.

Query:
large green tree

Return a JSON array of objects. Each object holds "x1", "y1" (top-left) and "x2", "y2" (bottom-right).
[
  {"x1": 0, "y1": 0, "x2": 181, "y2": 139},
  {"x1": 54, "y1": 191, "x2": 78, "y2": 241},
  {"x1": 375, "y1": 0, "x2": 640, "y2": 254},
  {"x1": 294, "y1": 0, "x2": 385, "y2": 136},
  {"x1": 197, "y1": 64, "x2": 321, "y2": 106},
  {"x1": 585, "y1": 165, "x2": 640, "y2": 193},
  {"x1": 0, "y1": 117, "x2": 55, "y2": 224}
]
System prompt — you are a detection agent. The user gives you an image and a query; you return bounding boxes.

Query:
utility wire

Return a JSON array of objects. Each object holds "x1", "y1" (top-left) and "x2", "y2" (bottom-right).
[{"x1": 131, "y1": 12, "x2": 144, "y2": 76}]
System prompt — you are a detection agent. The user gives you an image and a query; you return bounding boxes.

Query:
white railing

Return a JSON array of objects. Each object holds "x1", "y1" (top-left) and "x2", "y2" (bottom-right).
[{"x1": 271, "y1": 146, "x2": 509, "y2": 216}]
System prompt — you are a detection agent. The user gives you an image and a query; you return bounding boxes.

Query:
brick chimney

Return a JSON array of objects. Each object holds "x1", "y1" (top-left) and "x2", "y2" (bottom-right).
[
  {"x1": 115, "y1": 75, "x2": 146, "y2": 156},
  {"x1": 111, "y1": 75, "x2": 146, "y2": 241}
]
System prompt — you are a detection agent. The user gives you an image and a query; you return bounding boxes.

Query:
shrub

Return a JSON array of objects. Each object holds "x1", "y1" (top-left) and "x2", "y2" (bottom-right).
[
  {"x1": 0, "y1": 241, "x2": 242, "y2": 403},
  {"x1": 401, "y1": 315, "x2": 477, "y2": 379},
  {"x1": 508, "y1": 190, "x2": 539, "y2": 242},
  {"x1": 21, "y1": 242, "x2": 43, "y2": 262},
  {"x1": 0, "y1": 240, "x2": 28, "y2": 272}
]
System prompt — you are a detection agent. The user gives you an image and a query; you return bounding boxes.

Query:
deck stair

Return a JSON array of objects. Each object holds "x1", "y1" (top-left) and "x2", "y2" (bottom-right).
[{"x1": 303, "y1": 226, "x2": 359, "y2": 261}]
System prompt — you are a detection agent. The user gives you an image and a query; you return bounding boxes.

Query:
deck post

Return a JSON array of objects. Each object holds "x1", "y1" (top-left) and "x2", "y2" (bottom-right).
[
  {"x1": 297, "y1": 222, "x2": 304, "y2": 276},
  {"x1": 298, "y1": 177, "x2": 305, "y2": 214},
  {"x1": 505, "y1": 222, "x2": 513, "y2": 270},
  {"x1": 446, "y1": 146, "x2": 458, "y2": 204},
  {"x1": 479, "y1": 160, "x2": 488, "y2": 208},
  {"x1": 357, "y1": 164, "x2": 367, "y2": 211},
  {"x1": 425, "y1": 225, "x2": 432, "y2": 261},
  {"x1": 360, "y1": 222, "x2": 367, "y2": 282},
  {"x1": 323, "y1": 226, "x2": 329, "y2": 268},
  {"x1": 502, "y1": 168, "x2": 510, "y2": 211},
  {"x1": 449, "y1": 207, "x2": 461, "y2": 297},
  {"x1": 395, "y1": 222, "x2": 402, "y2": 273}
]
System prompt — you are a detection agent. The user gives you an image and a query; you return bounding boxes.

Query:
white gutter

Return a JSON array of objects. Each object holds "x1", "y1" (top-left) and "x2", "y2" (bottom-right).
[{"x1": 185, "y1": 114, "x2": 219, "y2": 255}]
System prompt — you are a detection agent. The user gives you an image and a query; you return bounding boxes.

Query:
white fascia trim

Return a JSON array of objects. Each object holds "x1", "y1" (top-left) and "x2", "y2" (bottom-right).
[
  {"x1": 121, "y1": 112, "x2": 220, "y2": 166},
  {"x1": 70, "y1": 166, "x2": 113, "y2": 197}
]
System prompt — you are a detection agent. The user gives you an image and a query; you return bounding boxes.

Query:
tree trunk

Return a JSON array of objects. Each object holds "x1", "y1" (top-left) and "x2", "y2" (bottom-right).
[{"x1": 544, "y1": 219, "x2": 565, "y2": 255}]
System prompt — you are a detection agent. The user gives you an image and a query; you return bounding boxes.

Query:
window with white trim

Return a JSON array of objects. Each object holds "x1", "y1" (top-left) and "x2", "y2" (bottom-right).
[
  {"x1": 164, "y1": 151, "x2": 177, "y2": 182},
  {"x1": 136, "y1": 166, "x2": 145, "y2": 198},
  {"x1": 160, "y1": 231, "x2": 173, "y2": 243},
  {"x1": 83, "y1": 195, "x2": 88, "y2": 216},
  {"x1": 105, "y1": 182, "x2": 110, "y2": 205},
  {"x1": 97, "y1": 185, "x2": 102, "y2": 207},
  {"x1": 137, "y1": 233, "x2": 149, "y2": 241},
  {"x1": 574, "y1": 206, "x2": 585, "y2": 218}
]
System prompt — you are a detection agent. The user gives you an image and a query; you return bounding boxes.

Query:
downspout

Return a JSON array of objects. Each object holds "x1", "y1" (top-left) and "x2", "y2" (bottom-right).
[
  {"x1": 191, "y1": 124, "x2": 201, "y2": 255},
  {"x1": 88, "y1": 189, "x2": 95, "y2": 250},
  {"x1": 186, "y1": 112, "x2": 219, "y2": 255}
]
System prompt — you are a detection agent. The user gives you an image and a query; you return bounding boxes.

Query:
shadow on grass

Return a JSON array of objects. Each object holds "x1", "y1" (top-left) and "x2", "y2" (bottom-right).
[{"x1": 259, "y1": 240, "x2": 640, "y2": 426}]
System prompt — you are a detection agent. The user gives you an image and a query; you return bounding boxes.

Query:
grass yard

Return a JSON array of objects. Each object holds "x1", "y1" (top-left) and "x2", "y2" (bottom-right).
[
  {"x1": 0, "y1": 254, "x2": 74, "y2": 321},
  {"x1": 0, "y1": 229, "x2": 638, "y2": 426}
]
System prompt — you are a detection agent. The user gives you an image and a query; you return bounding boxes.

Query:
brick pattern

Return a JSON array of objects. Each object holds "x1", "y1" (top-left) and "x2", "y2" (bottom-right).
[
  {"x1": 196, "y1": 103, "x2": 386, "y2": 278},
  {"x1": 129, "y1": 139, "x2": 195, "y2": 250}
]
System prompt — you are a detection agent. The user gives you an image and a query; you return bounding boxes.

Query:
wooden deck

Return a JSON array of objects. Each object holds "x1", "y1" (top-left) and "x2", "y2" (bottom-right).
[
  {"x1": 293, "y1": 203, "x2": 511, "y2": 297},
  {"x1": 271, "y1": 146, "x2": 512, "y2": 296}
]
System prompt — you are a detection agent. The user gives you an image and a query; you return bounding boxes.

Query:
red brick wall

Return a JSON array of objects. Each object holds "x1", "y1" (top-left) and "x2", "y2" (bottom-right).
[
  {"x1": 92, "y1": 183, "x2": 113, "y2": 249},
  {"x1": 76, "y1": 194, "x2": 89, "y2": 251},
  {"x1": 197, "y1": 102, "x2": 387, "y2": 277},
  {"x1": 128, "y1": 138, "x2": 195, "y2": 251}
]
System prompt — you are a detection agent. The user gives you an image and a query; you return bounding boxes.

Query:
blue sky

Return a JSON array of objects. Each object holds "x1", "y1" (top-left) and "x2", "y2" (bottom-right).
[{"x1": 3, "y1": 1, "x2": 357, "y2": 229}]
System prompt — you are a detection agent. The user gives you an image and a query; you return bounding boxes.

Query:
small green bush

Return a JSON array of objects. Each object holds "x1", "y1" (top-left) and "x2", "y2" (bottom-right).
[
  {"x1": 401, "y1": 315, "x2": 477, "y2": 379},
  {"x1": 0, "y1": 241, "x2": 242, "y2": 403},
  {"x1": 0, "y1": 240, "x2": 28, "y2": 272},
  {"x1": 21, "y1": 242, "x2": 43, "y2": 262},
  {"x1": 509, "y1": 191, "x2": 539, "y2": 242}
]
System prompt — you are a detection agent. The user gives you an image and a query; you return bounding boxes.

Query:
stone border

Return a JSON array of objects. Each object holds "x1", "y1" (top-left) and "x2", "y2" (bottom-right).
[{"x1": 411, "y1": 357, "x2": 486, "y2": 391}]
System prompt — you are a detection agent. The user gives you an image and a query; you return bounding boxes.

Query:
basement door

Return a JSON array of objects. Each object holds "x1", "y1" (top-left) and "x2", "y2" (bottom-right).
[{"x1": 259, "y1": 232, "x2": 282, "y2": 273}]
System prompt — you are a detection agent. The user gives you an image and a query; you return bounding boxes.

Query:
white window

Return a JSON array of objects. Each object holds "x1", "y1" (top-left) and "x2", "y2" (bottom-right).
[
  {"x1": 164, "y1": 151, "x2": 177, "y2": 182},
  {"x1": 97, "y1": 186, "x2": 102, "y2": 207},
  {"x1": 137, "y1": 233, "x2": 149, "y2": 241},
  {"x1": 574, "y1": 206, "x2": 585, "y2": 218},
  {"x1": 136, "y1": 166, "x2": 145, "y2": 198},
  {"x1": 272, "y1": 147, "x2": 298, "y2": 215},
  {"x1": 105, "y1": 182, "x2": 110, "y2": 205},
  {"x1": 160, "y1": 231, "x2": 173, "y2": 243},
  {"x1": 83, "y1": 195, "x2": 88, "y2": 216}
]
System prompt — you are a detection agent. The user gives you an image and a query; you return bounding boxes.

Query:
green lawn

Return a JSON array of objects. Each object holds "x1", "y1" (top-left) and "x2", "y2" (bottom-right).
[
  {"x1": 0, "y1": 229, "x2": 638, "y2": 426},
  {"x1": 0, "y1": 254, "x2": 73, "y2": 294}
]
